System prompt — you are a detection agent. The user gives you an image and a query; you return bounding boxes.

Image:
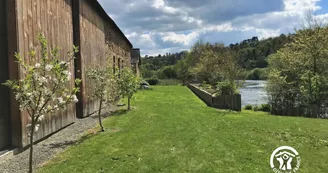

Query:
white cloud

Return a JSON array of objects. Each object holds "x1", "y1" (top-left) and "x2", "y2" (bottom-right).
[
  {"x1": 162, "y1": 32, "x2": 200, "y2": 45},
  {"x1": 99, "y1": 0, "x2": 328, "y2": 56},
  {"x1": 164, "y1": 7, "x2": 178, "y2": 14},
  {"x1": 204, "y1": 23, "x2": 235, "y2": 32},
  {"x1": 314, "y1": 13, "x2": 328, "y2": 25},
  {"x1": 284, "y1": 0, "x2": 321, "y2": 12},
  {"x1": 127, "y1": 32, "x2": 157, "y2": 48},
  {"x1": 152, "y1": 0, "x2": 179, "y2": 14},
  {"x1": 181, "y1": 16, "x2": 201, "y2": 24},
  {"x1": 152, "y1": 0, "x2": 164, "y2": 8},
  {"x1": 126, "y1": 32, "x2": 138, "y2": 38},
  {"x1": 143, "y1": 47, "x2": 186, "y2": 56},
  {"x1": 255, "y1": 28, "x2": 281, "y2": 39},
  {"x1": 140, "y1": 34, "x2": 157, "y2": 48}
]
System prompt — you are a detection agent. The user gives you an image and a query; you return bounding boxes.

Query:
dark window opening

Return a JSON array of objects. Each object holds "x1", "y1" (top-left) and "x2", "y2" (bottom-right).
[{"x1": 113, "y1": 56, "x2": 116, "y2": 74}]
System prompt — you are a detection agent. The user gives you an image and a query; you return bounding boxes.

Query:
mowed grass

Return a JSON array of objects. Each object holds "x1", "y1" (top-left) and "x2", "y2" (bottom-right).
[{"x1": 39, "y1": 86, "x2": 328, "y2": 173}]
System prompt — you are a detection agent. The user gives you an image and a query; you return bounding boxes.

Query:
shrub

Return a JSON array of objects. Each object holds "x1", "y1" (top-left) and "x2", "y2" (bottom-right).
[
  {"x1": 258, "y1": 104, "x2": 271, "y2": 112},
  {"x1": 200, "y1": 81, "x2": 212, "y2": 90},
  {"x1": 246, "y1": 68, "x2": 268, "y2": 80},
  {"x1": 155, "y1": 70, "x2": 166, "y2": 79},
  {"x1": 244, "y1": 104, "x2": 253, "y2": 110},
  {"x1": 141, "y1": 69, "x2": 154, "y2": 79},
  {"x1": 155, "y1": 66, "x2": 177, "y2": 79},
  {"x1": 146, "y1": 78, "x2": 159, "y2": 85},
  {"x1": 253, "y1": 105, "x2": 259, "y2": 111},
  {"x1": 216, "y1": 81, "x2": 239, "y2": 95},
  {"x1": 161, "y1": 66, "x2": 177, "y2": 79},
  {"x1": 158, "y1": 79, "x2": 181, "y2": 86}
]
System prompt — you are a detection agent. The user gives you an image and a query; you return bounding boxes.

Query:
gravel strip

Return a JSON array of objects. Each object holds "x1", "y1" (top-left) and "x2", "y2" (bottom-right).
[{"x1": 0, "y1": 106, "x2": 119, "y2": 173}]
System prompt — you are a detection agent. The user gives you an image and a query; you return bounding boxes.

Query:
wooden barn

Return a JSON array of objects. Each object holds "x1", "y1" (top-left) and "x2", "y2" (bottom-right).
[{"x1": 0, "y1": 0, "x2": 133, "y2": 152}]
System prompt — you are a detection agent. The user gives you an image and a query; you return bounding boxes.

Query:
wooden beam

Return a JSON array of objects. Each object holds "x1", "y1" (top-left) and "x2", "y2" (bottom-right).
[
  {"x1": 6, "y1": 0, "x2": 22, "y2": 148},
  {"x1": 0, "y1": 0, "x2": 10, "y2": 151},
  {"x1": 72, "y1": 0, "x2": 84, "y2": 118}
]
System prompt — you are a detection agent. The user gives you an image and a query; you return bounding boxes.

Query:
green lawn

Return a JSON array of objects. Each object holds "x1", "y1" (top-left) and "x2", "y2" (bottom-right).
[{"x1": 39, "y1": 86, "x2": 328, "y2": 173}]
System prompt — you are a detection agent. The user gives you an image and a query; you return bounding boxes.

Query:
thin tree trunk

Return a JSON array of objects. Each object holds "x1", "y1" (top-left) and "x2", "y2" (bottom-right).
[
  {"x1": 128, "y1": 96, "x2": 131, "y2": 110},
  {"x1": 98, "y1": 96, "x2": 104, "y2": 132},
  {"x1": 29, "y1": 119, "x2": 35, "y2": 173}
]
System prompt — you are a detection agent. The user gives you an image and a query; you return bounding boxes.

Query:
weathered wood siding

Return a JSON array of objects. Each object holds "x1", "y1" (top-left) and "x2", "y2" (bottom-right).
[
  {"x1": 4, "y1": 0, "x2": 133, "y2": 149},
  {"x1": 77, "y1": 0, "x2": 132, "y2": 117},
  {"x1": 13, "y1": 0, "x2": 76, "y2": 147},
  {"x1": 79, "y1": 0, "x2": 106, "y2": 117},
  {"x1": 105, "y1": 21, "x2": 131, "y2": 69}
]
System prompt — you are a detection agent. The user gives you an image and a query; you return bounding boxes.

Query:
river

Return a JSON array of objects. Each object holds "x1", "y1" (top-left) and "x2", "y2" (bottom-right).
[{"x1": 240, "y1": 80, "x2": 268, "y2": 106}]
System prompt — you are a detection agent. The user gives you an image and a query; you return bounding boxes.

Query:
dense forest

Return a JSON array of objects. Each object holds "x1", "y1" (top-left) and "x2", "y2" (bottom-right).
[
  {"x1": 142, "y1": 52, "x2": 187, "y2": 71},
  {"x1": 141, "y1": 34, "x2": 292, "y2": 80},
  {"x1": 229, "y1": 34, "x2": 292, "y2": 70}
]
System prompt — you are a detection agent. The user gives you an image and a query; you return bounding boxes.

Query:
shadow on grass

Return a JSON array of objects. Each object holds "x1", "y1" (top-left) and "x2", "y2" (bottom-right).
[
  {"x1": 47, "y1": 133, "x2": 95, "y2": 149},
  {"x1": 110, "y1": 109, "x2": 129, "y2": 117},
  {"x1": 48, "y1": 109, "x2": 131, "y2": 149},
  {"x1": 90, "y1": 106, "x2": 130, "y2": 119}
]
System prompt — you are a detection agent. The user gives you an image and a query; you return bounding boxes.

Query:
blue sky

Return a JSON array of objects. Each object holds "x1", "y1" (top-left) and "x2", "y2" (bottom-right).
[
  {"x1": 317, "y1": 0, "x2": 328, "y2": 14},
  {"x1": 99, "y1": 0, "x2": 328, "y2": 56}
]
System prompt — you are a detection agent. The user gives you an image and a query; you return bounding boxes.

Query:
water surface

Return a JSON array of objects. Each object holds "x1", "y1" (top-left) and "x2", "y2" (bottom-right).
[{"x1": 240, "y1": 80, "x2": 268, "y2": 106}]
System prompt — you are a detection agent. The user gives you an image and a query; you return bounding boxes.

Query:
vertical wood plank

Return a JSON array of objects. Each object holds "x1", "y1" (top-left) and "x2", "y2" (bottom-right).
[
  {"x1": 6, "y1": 0, "x2": 23, "y2": 148},
  {"x1": 14, "y1": 0, "x2": 76, "y2": 146},
  {"x1": 9, "y1": 0, "x2": 131, "y2": 148}
]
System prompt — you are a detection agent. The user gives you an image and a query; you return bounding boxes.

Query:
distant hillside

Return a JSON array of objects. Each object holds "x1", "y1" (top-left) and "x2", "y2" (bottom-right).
[
  {"x1": 142, "y1": 51, "x2": 188, "y2": 71},
  {"x1": 229, "y1": 34, "x2": 293, "y2": 70},
  {"x1": 141, "y1": 34, "x2": 293, "y2": 79}
]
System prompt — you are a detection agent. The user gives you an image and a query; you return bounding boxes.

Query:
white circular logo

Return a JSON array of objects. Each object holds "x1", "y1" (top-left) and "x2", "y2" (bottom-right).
[{"x1": 270, "y1": 146, "x2": 301, "y2": 173}]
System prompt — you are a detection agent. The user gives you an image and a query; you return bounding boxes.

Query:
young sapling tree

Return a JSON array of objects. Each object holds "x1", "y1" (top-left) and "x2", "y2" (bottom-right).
[
  {"x1": 3, "y1": 34, "x2": 80, "y2": 173},
  {"x1": 86, "y1": 66, "x2": 119, "y2": 132},
  {"x1": 118, "y1": 68, "x2": 140, "y2": 110}
]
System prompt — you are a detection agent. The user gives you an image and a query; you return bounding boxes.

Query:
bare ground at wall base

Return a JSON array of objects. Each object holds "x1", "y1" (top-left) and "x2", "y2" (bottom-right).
[{"x1": 38, "y1": 86, "x2": 328, "y2": 173}]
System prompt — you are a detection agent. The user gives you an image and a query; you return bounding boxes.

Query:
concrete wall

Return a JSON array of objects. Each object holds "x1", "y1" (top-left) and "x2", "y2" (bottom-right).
[{"x1": 187, "y1": 84, "x2": 213, "y2": 106}]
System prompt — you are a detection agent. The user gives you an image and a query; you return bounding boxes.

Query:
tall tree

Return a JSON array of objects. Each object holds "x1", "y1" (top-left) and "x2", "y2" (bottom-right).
[{"x1": 267, "y1": 22, "x2": 328, "y2": 117}]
